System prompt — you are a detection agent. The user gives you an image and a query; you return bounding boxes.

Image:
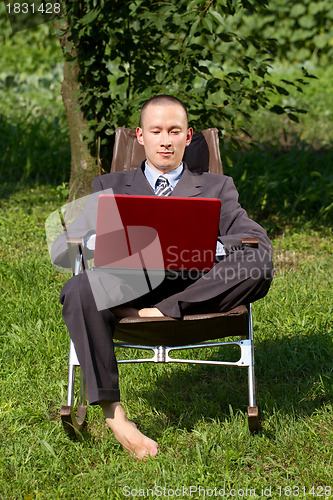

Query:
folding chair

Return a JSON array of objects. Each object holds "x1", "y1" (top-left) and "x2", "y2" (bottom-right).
[{"x1": 60, "y1": 127, "x2": 260, "y2": 436}]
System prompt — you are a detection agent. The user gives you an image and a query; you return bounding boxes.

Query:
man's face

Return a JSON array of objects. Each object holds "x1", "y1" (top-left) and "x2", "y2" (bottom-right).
[{"x1": 136, "y1": 102, "x2": 193, "y2": 173}]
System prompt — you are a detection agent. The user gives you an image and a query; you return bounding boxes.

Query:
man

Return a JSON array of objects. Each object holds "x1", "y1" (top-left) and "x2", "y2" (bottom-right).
[{"x1": 57, "y1": 95, "x2": 273, "y2": 459}]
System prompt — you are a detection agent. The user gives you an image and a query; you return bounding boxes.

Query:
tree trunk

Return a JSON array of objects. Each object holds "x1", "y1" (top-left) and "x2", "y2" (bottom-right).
[{"x1": 57, "y1": 23, "x2": 99, "y2": 200}]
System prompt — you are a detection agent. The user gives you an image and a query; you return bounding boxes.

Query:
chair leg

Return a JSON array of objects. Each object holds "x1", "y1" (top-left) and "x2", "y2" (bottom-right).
[
  {"x1": 246, "y1": 304, "x2": 260, "y2": 432},
  {"x1": 61, "y1": 364, "x2": 87, "y2": 437},
  {"x1": 61, "y1": 404, "x2": 87, "y2": 437},
  {"x1": 247, "y1": 405, "x2": 260, "y2": 433},
  {"x1": 247, "y1": 363, "x2": 260, "y2": 432}
]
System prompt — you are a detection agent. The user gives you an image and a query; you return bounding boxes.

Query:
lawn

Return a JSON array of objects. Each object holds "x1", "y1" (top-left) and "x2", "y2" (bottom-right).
[
  {"x1": 0, "y1": 16, "x2": 333, "y2": 500},
  {"x1": 0, "y1": 186, "x2": 332, "y2": 499}
]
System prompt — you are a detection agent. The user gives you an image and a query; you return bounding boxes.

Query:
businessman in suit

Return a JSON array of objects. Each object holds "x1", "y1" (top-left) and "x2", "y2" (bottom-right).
[{"x1": 58, "y1": 95, "x2": 273, "y2": 459}]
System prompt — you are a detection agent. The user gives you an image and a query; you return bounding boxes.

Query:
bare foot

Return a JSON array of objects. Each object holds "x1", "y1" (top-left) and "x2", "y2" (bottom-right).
[
  {"x1": 111, "y1": 306, "x2": 139, "y2": 318},
  {"x1": 138, "y1": 307, "x2": 165, "y2": 318},
  {"x1": 101, "y1": 401, "x2": 159, "y2": 460}
]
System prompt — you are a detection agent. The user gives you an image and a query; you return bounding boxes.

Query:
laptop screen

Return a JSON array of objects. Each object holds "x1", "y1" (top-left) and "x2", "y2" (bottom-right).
[{"x1": 94, "y1": 195, "x2": 221, "y2": 272}]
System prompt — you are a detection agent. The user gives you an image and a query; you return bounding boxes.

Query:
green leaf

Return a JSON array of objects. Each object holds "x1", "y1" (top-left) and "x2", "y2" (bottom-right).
[
  {"x1": 229, "y1": 81, "x2": 241, "y2": 92},
  {"x1": 63, "y1": 43, "x2": 73, "y2": 54},
  {"x1": 308, "y1": 2, "x2": 327, "y2": 15},
  {"x1": 298, "y1": 15, "x2": 316, "y2": 30},
  {"x1": 202, "y1": 16, "x2": 213, "y2": 33},
  {"x1": 187, "y1": 0, "x2": 205, "y2": 10},
  {"x1": 290, "y1": 4, "x2": 307, "y2": 18},
  {"x1": 288, "y1": 113, "x2": 299, "y2": 123},
  {"x1": 79, "y1": 9, "x2": 101, "y2": 26},
  {"x1": 274, "y1": 85, "x2": 289, "y2": 96},
  {"x1": 270, "y1": 105, "x2": 285, "y2": 115},
  {"x1": 209, "y1": 10, "x2": 225, "y2": 26},
  {"x1": 219, "y1": 33, "x2": 233, "y2": 43},
  {"x1": 313, "y1": 33, "x2": 329, "y2": 49},
  {"x1": 198, "y1": 65, "x2": 211, "y2": 75},
  {"x1": 188, "y1": 18, "x2": 200, "y2": 39},
  {"x1": 41, "y1": 440, "x2": 57, "y2": 458}
]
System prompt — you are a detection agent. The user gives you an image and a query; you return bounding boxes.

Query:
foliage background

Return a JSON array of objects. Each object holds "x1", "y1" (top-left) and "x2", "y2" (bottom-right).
[
  {"x1": 1, "y1": 0, "x2": 332, "y2": 226},
  {"x1": 58, "y1": 0, "x2": 319, "y2": 172},
  {"x1": 232, "y1": 0, "x2": 333, "y2": 64}
]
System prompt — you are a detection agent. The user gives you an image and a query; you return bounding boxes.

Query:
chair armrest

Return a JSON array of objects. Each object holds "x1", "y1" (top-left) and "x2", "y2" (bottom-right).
[
  {"x1": 241, "y1": 238, "x2": 259, "y2": 248},
  {"x1": 66, "y1": 237, "x2": 85, "y2": 246}
]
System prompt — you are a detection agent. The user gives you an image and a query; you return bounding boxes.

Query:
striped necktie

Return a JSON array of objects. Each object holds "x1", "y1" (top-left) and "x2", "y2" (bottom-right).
[{"x1": 155, "y1": 175, "x2": 172, "y2": 196}]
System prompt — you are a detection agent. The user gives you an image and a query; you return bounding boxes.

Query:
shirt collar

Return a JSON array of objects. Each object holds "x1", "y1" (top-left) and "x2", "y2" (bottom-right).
[{"x1": 144, "y1": 161, "x2": 184, "y2": 191}]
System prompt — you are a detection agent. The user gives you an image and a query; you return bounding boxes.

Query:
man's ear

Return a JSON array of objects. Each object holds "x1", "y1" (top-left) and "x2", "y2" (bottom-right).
[
  {"x1": 186, "y1": 127, "x2": 194, "y2": 146},
  {"x1": 136, "y1": 127, "x2": 144, "y2": 146}
]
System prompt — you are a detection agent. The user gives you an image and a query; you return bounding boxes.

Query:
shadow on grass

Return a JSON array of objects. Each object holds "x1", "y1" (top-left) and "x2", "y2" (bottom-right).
[{"x1": 134, "y1": 328, "x2": 333, "y2": 432}]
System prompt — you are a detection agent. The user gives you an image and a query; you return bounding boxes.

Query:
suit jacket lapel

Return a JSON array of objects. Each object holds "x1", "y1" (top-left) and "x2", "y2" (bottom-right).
[
  {"x1": 123, "y1": 162, "x2": 202, "y2": 197},
  {"x1": 171, "y1": 165, "x2": 202, "y2": 197},
  {"x1": 123, "y1": 161, "x2": 155, "y2": 195}
]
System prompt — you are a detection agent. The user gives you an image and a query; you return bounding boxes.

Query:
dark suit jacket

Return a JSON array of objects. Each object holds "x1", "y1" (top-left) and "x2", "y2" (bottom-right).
[
  {"x1": 51, "y1": 161, "x2": 272, "y2": 267},
  {"x1": 92, "y1": 161, "x2": 273, "y2": 256},
  {"x1": 52, "y1": 161, "x2": 273, "y2": 317}
]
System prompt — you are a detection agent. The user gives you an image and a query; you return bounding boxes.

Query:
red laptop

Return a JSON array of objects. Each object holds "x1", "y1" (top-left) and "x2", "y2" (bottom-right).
[{"x1": 94, "y1": 194, "x2": 221, "y2": 272}]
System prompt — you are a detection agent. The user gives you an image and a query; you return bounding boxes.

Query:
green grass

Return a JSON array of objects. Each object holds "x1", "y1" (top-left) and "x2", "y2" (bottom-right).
[{"x1": 0, "y1": 184, "x2": 332, "y2": 499}]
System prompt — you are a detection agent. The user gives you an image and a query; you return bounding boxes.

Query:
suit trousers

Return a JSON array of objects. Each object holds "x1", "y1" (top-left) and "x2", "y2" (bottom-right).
[{"x1": 60, "y1": 247, "x2": 273, "y2": 405}]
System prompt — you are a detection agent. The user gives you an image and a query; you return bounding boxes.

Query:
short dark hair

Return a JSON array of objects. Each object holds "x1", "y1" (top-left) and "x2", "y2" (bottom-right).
[{"x1": 140, "y1": 95, "x2": 188, "y2": 128}]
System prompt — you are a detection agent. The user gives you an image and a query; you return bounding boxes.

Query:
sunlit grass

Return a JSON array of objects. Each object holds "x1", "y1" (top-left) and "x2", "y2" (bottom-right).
[{"x1": 0, "y1": 186, "x2": 332, "y2": 499}]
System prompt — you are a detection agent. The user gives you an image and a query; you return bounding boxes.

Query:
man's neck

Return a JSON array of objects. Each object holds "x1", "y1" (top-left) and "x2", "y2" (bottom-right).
[{"x1": 144, "y1": 162, "x2": 184, "y2": 191}]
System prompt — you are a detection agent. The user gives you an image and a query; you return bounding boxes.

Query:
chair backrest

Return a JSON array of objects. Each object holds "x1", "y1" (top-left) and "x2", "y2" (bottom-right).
[{"x1": 110, "y1": 127, "x2": 223, "y2": 175}]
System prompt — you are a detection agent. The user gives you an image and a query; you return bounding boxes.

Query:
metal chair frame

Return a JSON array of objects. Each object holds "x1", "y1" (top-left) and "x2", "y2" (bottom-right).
[{"x1": 61, "y1": 249, "x2": 259, "y2": 436}]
